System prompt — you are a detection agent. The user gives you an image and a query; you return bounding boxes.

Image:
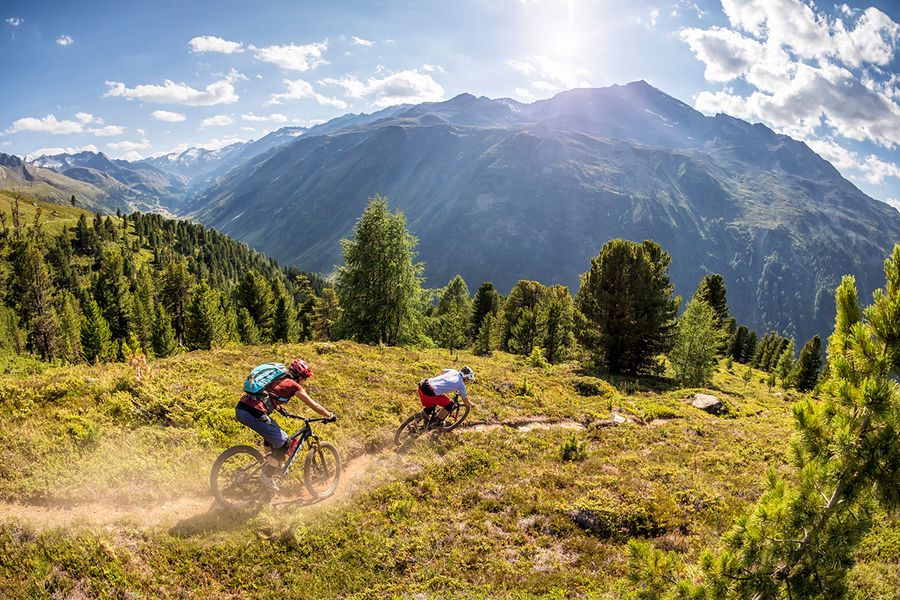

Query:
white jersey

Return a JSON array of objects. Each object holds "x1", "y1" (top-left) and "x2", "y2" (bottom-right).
[{"x1": 427, "y1": 369, "x2": 468, "y2": 398}]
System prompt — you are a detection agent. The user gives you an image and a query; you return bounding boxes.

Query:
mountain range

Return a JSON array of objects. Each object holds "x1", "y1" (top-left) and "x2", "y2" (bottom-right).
[{"x1": 7, "y1": 81, "x2": 900, "y2": 342}]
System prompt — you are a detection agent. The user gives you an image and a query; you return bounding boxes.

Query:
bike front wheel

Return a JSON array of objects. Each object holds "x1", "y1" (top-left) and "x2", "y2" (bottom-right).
[
  {"x1": 210, "y1": 445, "x2": 267, "y2": 510},
  {"x1": 437, "y1": 402, "x2": 470, "y2": 432},
  {"x1": 304, "y1": 442, "x2": 341, "y2": 500}
]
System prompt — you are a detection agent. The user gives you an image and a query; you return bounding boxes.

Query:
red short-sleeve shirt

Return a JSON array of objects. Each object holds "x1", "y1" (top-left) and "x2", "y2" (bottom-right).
[{"x1": 240, "y1": 377, "x2": 303, "y2": 414}]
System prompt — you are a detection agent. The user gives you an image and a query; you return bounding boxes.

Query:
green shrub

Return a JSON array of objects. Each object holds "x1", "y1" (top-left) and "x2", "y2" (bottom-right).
[{"x1": 560, "y1": 433, "x2": 587, "y2": 462}]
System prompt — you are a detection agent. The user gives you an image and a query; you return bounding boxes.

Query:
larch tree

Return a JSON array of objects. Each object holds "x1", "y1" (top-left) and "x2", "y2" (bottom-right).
[{"x1": 336, "y1": 196, "x2": 424, "y2": 346}]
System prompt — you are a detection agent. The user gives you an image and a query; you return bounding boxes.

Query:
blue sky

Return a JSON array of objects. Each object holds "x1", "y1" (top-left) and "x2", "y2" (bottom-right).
[{"x1": 1, "y1": 0, "x2": 898, "y2": 206}]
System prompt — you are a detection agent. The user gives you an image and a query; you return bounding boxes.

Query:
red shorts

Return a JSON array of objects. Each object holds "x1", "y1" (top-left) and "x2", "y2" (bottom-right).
[{"x1": 418, "y1": 386, "x2": 452, "y2": 409}]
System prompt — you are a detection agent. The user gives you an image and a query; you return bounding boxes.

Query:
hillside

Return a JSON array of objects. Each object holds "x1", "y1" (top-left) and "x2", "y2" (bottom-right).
[
  {"x1": 0, "y1": 153, "x2": 124, "y2": 213},
  {"x1": 187, "y1": 82, "x2": 900, "y2": 343},
  {"x1": 0, "y1": 342, "x2": 896, "y2": 598}
]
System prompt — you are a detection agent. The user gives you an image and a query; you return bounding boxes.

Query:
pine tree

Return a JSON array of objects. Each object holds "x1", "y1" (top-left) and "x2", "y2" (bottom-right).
[
  {"x1": 130, "y1": 267, "x2": 156, "y2": 356},
  {"x1": 574, "y1": 239, "x2": 678, "y2": 375},
  {"x1": 473, "y1": 312, "x2": 498, "y2": 356},
  {"x1": 435, "y1": 275, "x2": 472, "y2": 352},
  {"x1": 692, "y1": 273, "x2": 729, "y2": 328},
  {"x1": 7, "y1": 239, "x2": 61, "y2": 360},
  {"x1": 542, "y1": 285, "x2": 574, "y2": 364},
  {"x1": 775, "y1": 338, "x2": 796, "y2": 387},
  {"x1": 270, "y1": 278, "x2": 298, "y2": 343},
  {"x1": 669, "y1": 298, "x2": 721, "y2": 386},
  {"x1": 470, "y1": 282, "x2": 502, "y2": 339},
  {"x1": 336, "y1": 196, "x2": 424, "y2": 345},
  {"x1": 55, "y1": 290, "x2": 83, "y2": 363},
  {"x1": 184, "y1": 282, "x2": 228, "y2": 350},
  {"x1": 160, "y1": 260, "x2": 194, "y2": 345},
  {"x1": 236, "y1": 270, "x2": 275, "y2": 342},
  {"x1": 729, "y1": 325, "x2": 749, "y2": 362},
  {"x1": 628, "y1": 243, "x2": 900, "y2": 598},
  {"x1": 237, "y1": 308, "x2": 262, "y2": 345},
  {"x1": 742, "y1": 330, "x2": 758, "y2": 364},
  {"x1": 81, "y1": 299, "x2": 113, "y2": 363},
  {"x1": 92, "y1": 248, "x2": 134, "y2": 342},
  {"x1": 502, "y1": 280, "x2": 547, "y2": 355},
  {"x1": 311, "y1": 288, "x2": 341, "y2": 341},
  {"x1": 792, "y1": 335, "x2": 822, "y2": 392},
  {"x1": 152, "y1": 304, "x2": 178, "y2": 358}
]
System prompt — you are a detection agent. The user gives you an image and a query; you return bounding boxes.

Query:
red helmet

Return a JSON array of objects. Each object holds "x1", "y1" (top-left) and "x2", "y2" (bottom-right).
[{"x1": 289, "y1": 359, "x2": 312, "y2": 380}]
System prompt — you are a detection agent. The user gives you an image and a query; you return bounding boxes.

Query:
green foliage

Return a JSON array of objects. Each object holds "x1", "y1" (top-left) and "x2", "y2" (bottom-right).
[
  {"x1": 184, "y1": 282, "x2": 228, "y2": 351},
  {"x1": 775, "y1": 338, "x2": 796, "y2": 387},
  {"x1": 235, "y1": 270, "x2": 274, "y2": 342},
  {"x1": 692, "y1": 273, "x2": 729, "y2": 329},
  {"x1": 669, "y1": 298, "x2": 721, "y2": 387},
  {"x1": 151, "y1": 304, "x2": 177, "y2": 358},
  {"x1": 559, "y1": 433, "x2": 587, "y2": 462},
  {"x1": 574, "y1": 239, "x2": 678, "y2": 375},
  {"x1": 792, "y1": 335, "x2": 822, "y2": 392},
  {"x1": 336, "y1": 196, "x2": 424, "y2": 346},
  {"x1": 542, "y1": 285, "x2": 574, "y2": 364},
  {"x1": 270, "y1": 278, "x2": 298, "y2": 343},
  {"x1": 527, "y1": 346, "x2": 549, "y2": 368},
  {"x1": 81, "y1": 299, "x2": 113, "y2": 363},
  {"x1": 473, "y1": 312, "x2": 498, "y2": 356},
  {"x1": 310, "y1": 288, "x2": 341, "y2": 341},
  {"x1": 470, "y1": 281, "x2": 502, "y2": 340},
  {"x1": 54, "y1": 290, "x2": 83, "y2": 363},
  {"x1": 434, "y1": 275, "x2": 472, "y2": 352},
  {"x1": 503, "y1": 280, "x2": 547, "y2": 355},
  {"x1": 628, "y1": 243, "x2": 900, "y2": 599}
]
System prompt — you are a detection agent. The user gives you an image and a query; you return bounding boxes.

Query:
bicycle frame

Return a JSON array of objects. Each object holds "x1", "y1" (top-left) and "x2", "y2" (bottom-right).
[{"x1": 278, "y1": 415, "x2": 328, "y2": 476}]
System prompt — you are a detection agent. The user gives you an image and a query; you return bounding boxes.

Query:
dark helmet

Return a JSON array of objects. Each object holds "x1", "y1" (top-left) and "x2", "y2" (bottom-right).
[{"x1": 289, "y1": 359, "x2": 312, "y2": 380}]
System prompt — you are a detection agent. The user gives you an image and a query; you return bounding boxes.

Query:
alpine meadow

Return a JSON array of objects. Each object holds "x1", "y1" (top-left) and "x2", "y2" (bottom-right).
[{"x1": 2, "y1": 0, "x2": 900, "y2": 598}]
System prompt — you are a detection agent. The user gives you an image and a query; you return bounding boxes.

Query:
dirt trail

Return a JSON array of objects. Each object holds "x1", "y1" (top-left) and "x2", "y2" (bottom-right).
[{"x1": 0, "y1": 417, "x2": 618, "y2": 532}]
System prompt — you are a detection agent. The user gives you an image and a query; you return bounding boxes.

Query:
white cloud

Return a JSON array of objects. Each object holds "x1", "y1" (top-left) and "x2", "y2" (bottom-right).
[
  {"x1": 27, "y1": 144, "x2": 98, "y2": 159},
  {"x1": 682, "y1": 1, "x2": 900, "y2": 150},
  {"x1": 5, "y1": 114, "x2": 84, "y2": 135},
  {"x1": 320, "y1": 68, "x2": 444, "y2": 108},
  {"x1": 241, "y1": 126, "x2": 257, "y2": 132},
  {"x1": 88, "y1": 125, "x2": 125, "y2": 137},
  {"x1": 189, "y1": 35, "x2": 244, "y2": 54},
  {"x1": 269, "y1": 79, "x2": 348, "y2": 108},
  {"x1": 806, "y1": 137, "x2": 900, "y2": 184},
  {"x1": 5, "y1": 17, "x2": 23, "y2": 26},
  {"x1": 75, "y1": 112, "x2": 96, "y2": 124},
  {"x1": 119, "y1": 151, "x2": 145, "y2": 162},
  {"x1": 105, "y1": 70, "x2": 241, "y2": 106},
  {"x1": 107, "y1": 139, "x2": 151, "y2": 151},
  {"x1": 253, "y1": 41, "x2": 328, "y2": 71},
  {"x1": 885, "y1": 197, "x2": 900, "y2": 212},
  {"x1": 649, "y1": 8, "x2": 660, "y2": 27},
  {"x1": 514, "y1": 87, "x2": 536, "y2": 101},
  {"x1": 201, "y1": 114, "x2": 235, "y2": 127},
  {"x1": 241, "y1": 111, "x2": 289, "y2": 122},
  {"x1": 507, "y1": 55, "x2": 591, "y2": 92},
  {"x1": 351, "y1": 36, "x2": 373, "y2": 47},
  {"x1": 421, "y1": 63, "x2": 444, "y2": 73},
  {"x1": 681, "y1": 27, "x2": 766, "y2": 82},
  {"x1": 56, "y1": 35, "x2": 73, "y2": 46},
  {"x1": 151, "y1": 110, "x2": 187, "y2": 122}
]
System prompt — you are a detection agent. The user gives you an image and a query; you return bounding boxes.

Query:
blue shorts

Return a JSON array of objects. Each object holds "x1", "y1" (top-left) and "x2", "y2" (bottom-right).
[{"x1": 235, "y1": 403, "x2": 289, "y2": 452}]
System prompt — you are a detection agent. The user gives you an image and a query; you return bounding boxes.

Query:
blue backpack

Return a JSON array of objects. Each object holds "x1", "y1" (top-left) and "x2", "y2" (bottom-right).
[{"x1": 244, "y1": 363, "x2": 290, "y2": 413}]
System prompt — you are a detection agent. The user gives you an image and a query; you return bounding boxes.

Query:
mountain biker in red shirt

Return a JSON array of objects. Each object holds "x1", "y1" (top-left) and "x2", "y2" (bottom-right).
[
  {"x1": 417, "y1": 366, "x2": 475, "y2": 428},
  {"x1": 235, "y1": 359, "x2": 335, "y2": 492}
]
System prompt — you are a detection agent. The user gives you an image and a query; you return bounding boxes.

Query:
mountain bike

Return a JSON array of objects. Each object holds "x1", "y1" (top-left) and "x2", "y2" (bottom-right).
[
  {"x1": 211, "y1": 410, "x2": 341, "y2": 510},
  {"x1": 394, "y1": 393, "x2": 470, "y2": 447}
]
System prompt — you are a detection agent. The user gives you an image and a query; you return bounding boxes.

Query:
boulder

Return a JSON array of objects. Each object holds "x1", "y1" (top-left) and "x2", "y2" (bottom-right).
[{"x1": 691, "y1": 393, "x2": 726, "y2": 415}]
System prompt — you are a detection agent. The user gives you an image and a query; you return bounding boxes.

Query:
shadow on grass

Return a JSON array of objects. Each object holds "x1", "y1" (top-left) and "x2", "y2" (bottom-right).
[
  {"x1": 575, "y1": 365, "x2": 677, "y2": 395},
  {"x1": 168, "y1": 504, "x2": 258, "y2": 537}
]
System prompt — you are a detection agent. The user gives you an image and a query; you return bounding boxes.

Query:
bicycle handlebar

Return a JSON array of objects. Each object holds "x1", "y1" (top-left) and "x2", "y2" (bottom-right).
[{"x1": 277, "y1": 408, "x2": 336, "y2": 424}]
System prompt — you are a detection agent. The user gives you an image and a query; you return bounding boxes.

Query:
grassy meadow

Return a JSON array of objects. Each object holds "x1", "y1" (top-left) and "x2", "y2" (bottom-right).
[{"x1": 0, "y1": 342, "x2": 897, "y2": 598}]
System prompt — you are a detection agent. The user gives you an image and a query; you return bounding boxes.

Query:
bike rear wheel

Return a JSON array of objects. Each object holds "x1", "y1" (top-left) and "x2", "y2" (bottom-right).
[
  {"x1": 304, "y1": 442, "x2": 341, "y2": 500},
  {"x1": 210, "y1": 445, "x2": 267, "y2": 510},
  {"x1": 394, "y1": 412, "x2": 427, "y2": 446}
]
